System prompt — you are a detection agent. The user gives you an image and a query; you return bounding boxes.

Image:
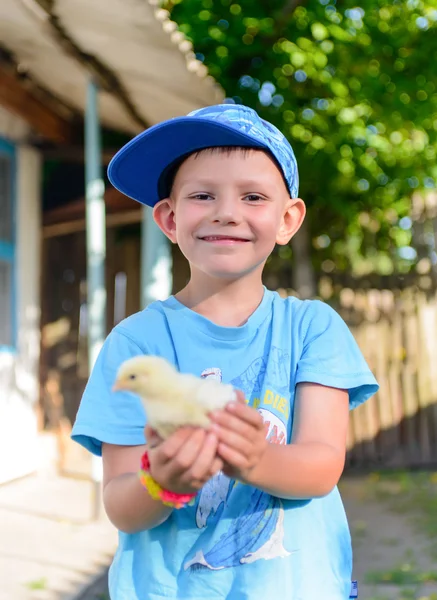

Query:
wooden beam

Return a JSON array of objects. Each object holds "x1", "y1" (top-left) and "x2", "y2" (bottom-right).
[
  {"x1": 0, "y1": 66, "x2": 72, "y2": 143},
  {"x1": 41, "y1": 146, "x2": 118, "y2": 165},
  {"x1": 42, "y1": 209, "x2": 141, "y2": 239}
]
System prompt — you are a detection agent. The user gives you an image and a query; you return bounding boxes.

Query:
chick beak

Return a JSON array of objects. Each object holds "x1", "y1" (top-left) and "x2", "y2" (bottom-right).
[{"x1": 112, "y1": 380, "x2": 124, "y2": 392}]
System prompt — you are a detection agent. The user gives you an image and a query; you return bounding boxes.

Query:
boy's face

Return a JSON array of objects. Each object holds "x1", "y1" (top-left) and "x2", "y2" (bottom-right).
[{"x1": 154, "y1": 149, "x2": 305, "y2": 281}]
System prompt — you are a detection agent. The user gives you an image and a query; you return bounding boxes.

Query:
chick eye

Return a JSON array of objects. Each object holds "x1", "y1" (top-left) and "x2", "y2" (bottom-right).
[{"x1": 129, "y1": 374, "x2": 136, "y2": 380}]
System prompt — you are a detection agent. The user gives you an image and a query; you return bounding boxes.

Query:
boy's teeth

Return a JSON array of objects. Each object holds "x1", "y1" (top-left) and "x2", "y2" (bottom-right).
[{"x1": 205, "y1": 236, "x2": 238, "y2": 240}]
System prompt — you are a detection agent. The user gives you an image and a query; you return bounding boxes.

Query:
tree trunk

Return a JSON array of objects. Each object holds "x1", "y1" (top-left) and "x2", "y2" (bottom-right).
[{"x1": 290, "y1": 216, "x2": 317, "y2": 298}]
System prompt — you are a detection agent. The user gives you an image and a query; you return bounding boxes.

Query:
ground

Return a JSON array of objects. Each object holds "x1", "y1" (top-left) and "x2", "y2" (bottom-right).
[
  {"x1": 0, "y1": 464, "x2": 116, "y2": 600},
  {"x1": 340, "y1": 471, "x2": 437, "y2": 600},
  {"x1": 80, "y1": 472, "x2": 437, "y2": 600}
]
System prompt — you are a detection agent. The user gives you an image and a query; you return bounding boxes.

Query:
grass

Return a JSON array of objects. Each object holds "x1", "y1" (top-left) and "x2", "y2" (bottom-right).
[{"x1": 25, "y1": 577, "x2": 48, "y2": 590}]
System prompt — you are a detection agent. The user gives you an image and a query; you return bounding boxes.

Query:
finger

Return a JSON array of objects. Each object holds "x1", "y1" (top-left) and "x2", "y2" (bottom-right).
[
  {"x1": 211, "y1": 410, "x2": 255, "y2": 441},
  {"x1": 209, "y1": 456, "x2": 224, "y2": 477},
  {"x1": 189, "y1": 478, "x2": 209, "y2": 491},
  {"x1": 213, "y1": 424, "x2": 253, "y2": 457},
  {"x1": 187, "y1": 455, "x2": 225, "y2": 490},
  {"x1": 226, "y1": 401, "x2": 264, "y2": 429},
  {"x1": 167, "y1": 428, "x2": 207, "y2": 476},
  {"x1": 189, "y1": 456, "x2": 224, "y2": 488},
  {"x1": 180, "y1": 432, "x2": 219, "y2": 483},
  {"x1": 235, "y1": 389, "x2": 247, "y2": 404},
  {"x1": 217, "y1": 442, "x2": 249, "y2": 470},
  {"x1": 159, "y1": 427, "x2": 197, "y2": 462}
]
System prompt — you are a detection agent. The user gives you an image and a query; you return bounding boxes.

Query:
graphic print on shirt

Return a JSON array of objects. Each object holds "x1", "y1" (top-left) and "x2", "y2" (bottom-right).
[
  {"x1": 231, "y1": 346, "x2": 290, "y2": 398},
  {"x1": 185, "y1": 353, "x2": 293, "y2": 571},
  {"x1": 195, "y1": 367, "x2": 232, "y2": 529}
]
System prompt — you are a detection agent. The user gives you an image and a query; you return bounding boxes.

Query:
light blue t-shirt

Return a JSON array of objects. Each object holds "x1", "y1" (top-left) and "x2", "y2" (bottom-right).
[{"x1": 72, "y1": 289, "x2": 378, "y2": 600}]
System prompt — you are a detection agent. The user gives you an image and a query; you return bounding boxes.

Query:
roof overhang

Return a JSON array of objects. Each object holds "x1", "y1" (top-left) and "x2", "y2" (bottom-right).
[{"x1": 0, "y1": 0, "x2": 224, "y2": 141}]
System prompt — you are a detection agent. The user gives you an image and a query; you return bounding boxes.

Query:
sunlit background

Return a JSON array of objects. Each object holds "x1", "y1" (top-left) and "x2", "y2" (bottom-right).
[{"x1": 0, "y1": 1, "x2": 437, "y2": 599}]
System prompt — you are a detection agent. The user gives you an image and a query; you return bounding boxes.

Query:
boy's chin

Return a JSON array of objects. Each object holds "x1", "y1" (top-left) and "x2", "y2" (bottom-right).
[{"x1": 195, "y1": 261, "x2": 266, "y2": 281}]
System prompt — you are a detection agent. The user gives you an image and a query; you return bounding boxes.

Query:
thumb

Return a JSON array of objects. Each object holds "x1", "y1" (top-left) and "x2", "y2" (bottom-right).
[{"x1": 145, "y1": 425, "x2": 161, "y2": 448}]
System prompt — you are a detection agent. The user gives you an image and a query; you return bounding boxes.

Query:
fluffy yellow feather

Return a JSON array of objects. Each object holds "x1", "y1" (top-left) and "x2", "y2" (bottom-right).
[{"x1": 113, "y1": 355, "x2": 236, "y2": 439}]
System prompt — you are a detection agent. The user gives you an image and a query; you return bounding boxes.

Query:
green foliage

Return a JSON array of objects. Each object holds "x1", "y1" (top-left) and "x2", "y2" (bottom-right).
[{"x1": 165, "y1": 0, "x2": 437, "y2": 275}]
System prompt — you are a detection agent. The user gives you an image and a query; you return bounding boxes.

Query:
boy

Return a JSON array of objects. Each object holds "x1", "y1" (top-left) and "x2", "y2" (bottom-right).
[{"x1": 72, "y1": 104, "x2": 378, "y2": 599}]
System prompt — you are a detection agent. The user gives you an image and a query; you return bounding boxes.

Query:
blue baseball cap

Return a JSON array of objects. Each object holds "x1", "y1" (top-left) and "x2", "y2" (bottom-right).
[{"x1": 108, "y1": 104, "x2": 299, "y2": 207}]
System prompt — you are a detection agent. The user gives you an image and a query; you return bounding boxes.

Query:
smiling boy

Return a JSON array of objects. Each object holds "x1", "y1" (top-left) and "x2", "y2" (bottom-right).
[{"x1": 72, "y1": 104, "x2": 378, "y2": 599}]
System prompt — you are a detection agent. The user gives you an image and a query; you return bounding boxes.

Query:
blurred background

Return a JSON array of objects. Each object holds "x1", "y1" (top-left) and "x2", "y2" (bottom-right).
[{"x1": 1, "y1": 1, "x2": 437, "y2": 599}]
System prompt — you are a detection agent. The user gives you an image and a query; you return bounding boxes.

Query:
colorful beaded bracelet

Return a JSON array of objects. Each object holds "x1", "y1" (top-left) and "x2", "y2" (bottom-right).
[{"x1": 138, "y1": 451, "x2": 197, "y2": 509}]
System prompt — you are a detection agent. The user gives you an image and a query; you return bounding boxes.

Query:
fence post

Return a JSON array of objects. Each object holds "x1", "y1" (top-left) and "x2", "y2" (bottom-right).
[{"x1": 85, "y1": 78, "x2": 106, "y2": 520}]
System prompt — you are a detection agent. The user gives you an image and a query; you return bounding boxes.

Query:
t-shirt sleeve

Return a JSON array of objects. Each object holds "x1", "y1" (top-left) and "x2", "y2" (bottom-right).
[
  {"x1": 295, "y1": 300, "x2": 379, "y2": 409},
  {"x1": 71, "y1": 328, "x2": 148, "y2": 456}
]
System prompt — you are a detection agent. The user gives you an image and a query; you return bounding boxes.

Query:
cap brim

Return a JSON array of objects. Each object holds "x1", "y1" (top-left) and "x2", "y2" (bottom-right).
[{"x1": 107, "y1": 117, "x2": 267, "y2": 207}]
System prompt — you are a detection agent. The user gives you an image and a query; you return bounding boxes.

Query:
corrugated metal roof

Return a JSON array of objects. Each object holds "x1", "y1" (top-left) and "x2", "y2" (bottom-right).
[{"x1": 0, "y1": 0, "x2": 223, "y2": 134}]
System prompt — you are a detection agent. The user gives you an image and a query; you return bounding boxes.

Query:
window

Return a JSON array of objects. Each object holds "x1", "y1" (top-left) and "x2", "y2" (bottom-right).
[{"x1": 0, "y1": 139, "x2": 15, "y2": 350}]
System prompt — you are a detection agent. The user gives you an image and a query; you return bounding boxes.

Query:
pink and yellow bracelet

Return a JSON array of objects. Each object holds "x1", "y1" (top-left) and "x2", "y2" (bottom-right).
[{"x1": 138, "y1": 451, "x2": 197, "y2": 509}]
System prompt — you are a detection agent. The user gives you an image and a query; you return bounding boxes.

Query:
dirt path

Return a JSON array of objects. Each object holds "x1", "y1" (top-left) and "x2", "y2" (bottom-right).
[{"x1": 340, "y1": 475, "x2": 437, "y2": 600}]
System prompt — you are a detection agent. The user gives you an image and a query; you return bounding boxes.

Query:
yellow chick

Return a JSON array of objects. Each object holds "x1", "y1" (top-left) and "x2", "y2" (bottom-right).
[{"x1": 113, "y1": 355, "x2": 236, "y2": 439}]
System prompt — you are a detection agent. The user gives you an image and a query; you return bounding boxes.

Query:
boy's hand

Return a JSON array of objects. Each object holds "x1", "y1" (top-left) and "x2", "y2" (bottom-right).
[
  {"x1": 210, "y1": 390, "x2": 268, "y2": 483},
  {"x1": 145, "y1": 425, "x2": 223, "y2": 495}
]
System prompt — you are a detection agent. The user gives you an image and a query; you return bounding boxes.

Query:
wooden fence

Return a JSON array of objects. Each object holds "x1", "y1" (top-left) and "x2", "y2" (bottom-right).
[{"x1": 301, "y1": 276, "x2": 437, "y2": 469}]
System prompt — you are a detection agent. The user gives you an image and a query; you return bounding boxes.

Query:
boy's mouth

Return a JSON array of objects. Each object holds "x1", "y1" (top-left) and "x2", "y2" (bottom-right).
[{"x1": 199, "y1": 235, "x2": 250, "y2": 243}]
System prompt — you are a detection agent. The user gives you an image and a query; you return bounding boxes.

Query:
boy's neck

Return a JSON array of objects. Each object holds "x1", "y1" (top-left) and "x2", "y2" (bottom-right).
[{"x1": 175, "y1": 270, "x2": 265, "y2": 328}]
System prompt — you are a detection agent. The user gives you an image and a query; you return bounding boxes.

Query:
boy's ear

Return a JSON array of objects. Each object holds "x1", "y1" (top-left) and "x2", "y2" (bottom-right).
[
  {"x1": 276, "y1": 198, "x2": 306, "y2": 246},
  {"x1": 153, "y1": 198, "x2": 177, "y2": 243}
]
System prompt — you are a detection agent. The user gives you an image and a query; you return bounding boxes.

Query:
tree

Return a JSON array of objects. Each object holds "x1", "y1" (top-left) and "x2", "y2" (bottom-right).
[{"x1": 166, "y1": 0, "x2": 437, "y2": 293}]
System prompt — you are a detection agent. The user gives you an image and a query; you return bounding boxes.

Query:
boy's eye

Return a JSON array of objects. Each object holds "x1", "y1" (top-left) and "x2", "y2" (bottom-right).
[
  {"x1": 245, "y1": 194, "x2": 263, "y2": 202},
  {"x1": 191, "y1": 193, "x2": 213, "y2": 201}
]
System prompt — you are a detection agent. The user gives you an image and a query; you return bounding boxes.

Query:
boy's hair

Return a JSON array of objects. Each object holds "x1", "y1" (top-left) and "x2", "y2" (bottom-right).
[{"x1": 159, "y1": 146, "x2": 290, "y2": 199}]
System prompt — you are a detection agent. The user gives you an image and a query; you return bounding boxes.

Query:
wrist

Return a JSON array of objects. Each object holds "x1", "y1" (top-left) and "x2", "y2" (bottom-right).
[{"x1": 140, "y1": 451, "x2": 197, "y2": 509}]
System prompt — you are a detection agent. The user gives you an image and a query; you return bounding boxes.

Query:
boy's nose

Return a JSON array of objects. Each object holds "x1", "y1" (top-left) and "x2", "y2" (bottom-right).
[{"x1": 211, "y1": 197, "x2": 242, "y2": 225}]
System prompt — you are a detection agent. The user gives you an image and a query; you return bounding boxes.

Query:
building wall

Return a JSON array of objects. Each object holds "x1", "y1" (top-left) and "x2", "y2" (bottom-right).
[{"x1": 0, "y1": 109, "x2": 42, "y2": 484}]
